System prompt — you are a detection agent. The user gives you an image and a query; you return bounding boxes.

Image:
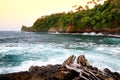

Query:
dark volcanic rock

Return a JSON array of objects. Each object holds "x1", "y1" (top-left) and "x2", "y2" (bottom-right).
[
  {"x1": 0, "y1": 55, "x2": 120, "y2": 80},
  {"x1": 0, "y1": 71, "x2": 35, "y2": 80}
]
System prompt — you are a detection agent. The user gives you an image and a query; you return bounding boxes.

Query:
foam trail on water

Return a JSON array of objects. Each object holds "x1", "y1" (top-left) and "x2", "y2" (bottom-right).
[
  {"x1": 82, "y1": 32, "x2": 103, "y2": 36},
  {"x1": 0, "y1": 32, "x2": 120, "y2": 74}
]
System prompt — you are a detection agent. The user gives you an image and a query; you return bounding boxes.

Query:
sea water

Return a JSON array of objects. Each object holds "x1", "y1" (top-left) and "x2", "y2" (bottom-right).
[{"x1": 0, "y1": 31, "x2": 120, "y2": 74}]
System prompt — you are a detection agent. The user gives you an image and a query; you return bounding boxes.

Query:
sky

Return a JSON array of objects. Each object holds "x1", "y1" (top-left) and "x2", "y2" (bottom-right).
[{"x1": 0, "y1": 0, "x2": 105, "y2": 31}]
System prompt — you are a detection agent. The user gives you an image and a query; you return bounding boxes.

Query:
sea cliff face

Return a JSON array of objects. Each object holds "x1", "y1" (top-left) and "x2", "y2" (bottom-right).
[
  {"x1": 22, "y1": 25, "x2": 120, "y2": 35},
  {"x1": 21, "y1": 0, "x2": 120, "y2": 35}
]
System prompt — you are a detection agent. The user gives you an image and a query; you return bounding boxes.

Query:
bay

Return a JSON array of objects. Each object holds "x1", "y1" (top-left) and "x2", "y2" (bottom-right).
[{"x1": 0, "y1": 31, "x2": 120, "y2": 74}]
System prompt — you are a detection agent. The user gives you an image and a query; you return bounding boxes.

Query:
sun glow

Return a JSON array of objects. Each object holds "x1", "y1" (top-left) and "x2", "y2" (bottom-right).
[{"x1": 0, "y1": 0, "x2": 105, "y2": 31}]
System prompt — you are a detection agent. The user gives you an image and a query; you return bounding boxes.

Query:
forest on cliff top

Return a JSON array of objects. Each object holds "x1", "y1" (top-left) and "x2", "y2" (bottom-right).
[{"x1": 22, "y1": 0, "x2": 120, "y2": 33}]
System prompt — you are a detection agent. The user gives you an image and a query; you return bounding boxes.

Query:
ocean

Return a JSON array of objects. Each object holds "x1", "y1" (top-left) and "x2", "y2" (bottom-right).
[{"x1": 0, "y1": 31, "x2": 120, "y2": 74}]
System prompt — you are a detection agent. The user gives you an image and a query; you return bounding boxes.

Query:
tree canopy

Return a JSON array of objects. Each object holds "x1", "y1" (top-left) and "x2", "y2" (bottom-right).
[{"x1": 22, "y1": 0, "x2": 120, "y2": 33}]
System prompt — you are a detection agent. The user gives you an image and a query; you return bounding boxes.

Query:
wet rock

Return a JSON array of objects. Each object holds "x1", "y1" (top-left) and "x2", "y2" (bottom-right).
[
  {"x1": 77, "y1": 55, "x2": 89, "y2": 66},
  {"x1": 0, "y1": 55, "x2": 120, "y2": 80},
  {"x1": 0, "y1": 71, "x2": 35, "y2": 80},
  {"x1": 104, "y1": 68, "x2": 120, "y2": 80},
  {"x1": 62, "y1": 55, "x2": 76, "y2": 66}
]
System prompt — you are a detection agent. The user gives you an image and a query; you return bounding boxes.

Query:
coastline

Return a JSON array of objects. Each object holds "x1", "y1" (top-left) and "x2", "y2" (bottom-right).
[
  {"x1": 48, "y1": 31, "x2": 120, "y2": 38},
  {"x1": 0, "y1": 31, "x2": 120, "y2": 75},
  {"x1": 21, "y1": 27, "x2": 120, "y2": 38},
  {"x1": 0, "y1": 55, "x2": 120, "y2": 80}
]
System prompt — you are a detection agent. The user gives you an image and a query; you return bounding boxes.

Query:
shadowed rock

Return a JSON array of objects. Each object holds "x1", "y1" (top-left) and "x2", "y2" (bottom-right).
[
  {"x1": 0, "y1": 71, "x2": 35, "y2": 80},
  {"x1": 0, "y1": 55, "x2": 120, "y2": 80},
  {"x1": 77, "y1": 55, "x2": 89, "y2": 66},
  {"x1": 62, "y1": 55, "x2": 76, "y2": 66}
]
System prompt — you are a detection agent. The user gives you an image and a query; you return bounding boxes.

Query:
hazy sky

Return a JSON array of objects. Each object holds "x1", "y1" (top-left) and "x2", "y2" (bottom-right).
[{"x1": 0, "y1": 0, "x2": 104, "y2": 31}]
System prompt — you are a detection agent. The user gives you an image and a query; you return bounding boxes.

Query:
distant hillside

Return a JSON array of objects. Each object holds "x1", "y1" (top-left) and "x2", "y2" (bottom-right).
[{"x1": 21, "y1": 0, "x2": 120, "y2": 34}]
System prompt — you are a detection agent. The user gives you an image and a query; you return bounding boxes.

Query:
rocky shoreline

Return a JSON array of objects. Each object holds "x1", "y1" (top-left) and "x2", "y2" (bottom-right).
[
  {"x1": 22, "y1": 26, "x2": 120, "y2": 36},
  {"x1": 48, "y1": 32, "x2": 120, "y2": 38},
  {"x1": 0, "y1": 55, "x2": 120, "y2": 80},
  {"x1": 22, "y1": 27, "x2": 120, "y2": 38}
]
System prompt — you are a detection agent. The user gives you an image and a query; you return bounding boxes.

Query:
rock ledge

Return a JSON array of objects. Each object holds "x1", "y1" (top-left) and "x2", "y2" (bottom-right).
[{"x1": 0, "y1": 55, "x2": 120, "y2": 80}]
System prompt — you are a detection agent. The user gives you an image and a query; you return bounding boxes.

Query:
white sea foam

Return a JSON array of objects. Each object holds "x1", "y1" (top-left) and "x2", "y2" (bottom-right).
[
  {"x1": 108, "y1": 34, "x2": 120, "y2": 38},
  {"x1": 0, "y1": 51, "x2": 120, "y2": 74},
  {"x1": 109, "y1": 47, "x2": 120, "y2": 55},
  {"x1": 97, "y1": 33, "x2": 103, "y2": 35},
  {"x1": 0, "y1": 49, "x2": 9, "y2": 53},
  {"x1": 0, "y1": 33, "x2": 120, "y2": 74},
  {"x1": 82, "y1": 32, "x2": 103, "y2": 36},
  {"x1": 82, "y1": 32, "x2": 88, "y2": 35},
  {"x1": 92, "y1": 60, "x2": 120, "y2": 73},
  {"x1": 0, "y1": 57, "x2": 66, "y2": 74},
  {"x1": 87, "y1": 54, "x2": 120, "y2": 73},
  {"x1": 96, "y1": 47, "x2": 105, "y2": 51},
  {"x1": 89, "y1": 32, "x2": 96, "y2": 35}
]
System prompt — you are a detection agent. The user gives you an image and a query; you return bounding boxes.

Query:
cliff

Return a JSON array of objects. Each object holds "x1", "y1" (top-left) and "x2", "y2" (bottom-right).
[
  {"x1": 0, "y1": 55, "x2": 120, "y2": 80},
  {"x1": 21, "y1": 0, "x2": 120, "y2": 34}
]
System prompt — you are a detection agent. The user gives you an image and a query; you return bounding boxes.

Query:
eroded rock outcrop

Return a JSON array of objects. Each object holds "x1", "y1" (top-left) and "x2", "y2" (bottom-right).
[{"x1": 0, "y1": 55, "x2": 120, "y2": 80}]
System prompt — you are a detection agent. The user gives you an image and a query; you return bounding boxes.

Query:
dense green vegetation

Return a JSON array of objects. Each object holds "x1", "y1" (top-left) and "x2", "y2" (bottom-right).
[{"x1": 22, "y1": 0, "x2": 120, "y2": 34}]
